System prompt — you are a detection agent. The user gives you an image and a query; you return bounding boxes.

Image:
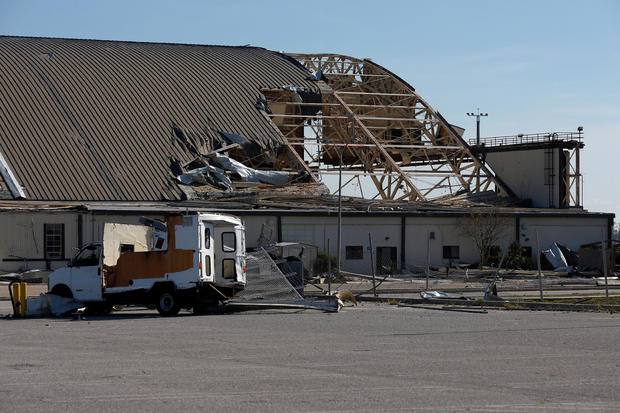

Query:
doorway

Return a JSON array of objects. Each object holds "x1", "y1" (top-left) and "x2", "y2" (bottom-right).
[{"x1": 376, "y1": 247, "x2": 397, "y2": 274}]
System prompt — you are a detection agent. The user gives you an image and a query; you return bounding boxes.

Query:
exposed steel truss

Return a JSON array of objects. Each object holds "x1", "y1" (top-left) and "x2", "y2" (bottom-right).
[{"x1": 260, "y1": 53, "x2": 513, "y2": 201}]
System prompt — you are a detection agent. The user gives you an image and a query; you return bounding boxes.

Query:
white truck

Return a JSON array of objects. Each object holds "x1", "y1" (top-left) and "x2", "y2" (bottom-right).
[{"x1": 48, "y1": 212, "x2": 246, "y2": 316}]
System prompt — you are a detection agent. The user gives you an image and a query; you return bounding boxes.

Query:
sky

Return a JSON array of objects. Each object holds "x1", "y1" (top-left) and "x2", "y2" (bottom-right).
[{"x1": 1, "y1": 0, "x2": 618, "y2": 219}]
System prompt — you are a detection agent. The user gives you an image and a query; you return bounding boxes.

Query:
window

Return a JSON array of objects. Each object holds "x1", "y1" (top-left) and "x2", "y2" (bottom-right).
[
  {"x1": 443, "y1": 245, "x2": 460, "y2": 259},
  {"x1": 44, "y1": 223, "x2": 64, "y2": 259},
  {"x1": 72, "y1": 245, "x2": 101, "y2": 267},
  {"x1": 222, "y1": 259, "x2": 235, "y2": 279},
  {"x1": 119, "y1": 244, "x2": 134, "y2": 254},
  {"x1": 346, "y1": 246, "x2": 364, "y2": 260},
  {"x1": 222, "y1": 232, "x2": 236, "y2": 252},
  {"x1": 203, "y1": 227, "x2": 210, "y2": 249},
  {"x1": 203, "y1": 255, "x2": 211, "y2": 277}
]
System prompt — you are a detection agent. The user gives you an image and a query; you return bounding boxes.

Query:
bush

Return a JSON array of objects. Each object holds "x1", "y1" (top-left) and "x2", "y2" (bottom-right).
[
  {"x1": 313, "y1": 251, "x2": 337, "y2": 274},
  {"x1": 504, "y1": 241, "x2": 535, "y2": 270}
]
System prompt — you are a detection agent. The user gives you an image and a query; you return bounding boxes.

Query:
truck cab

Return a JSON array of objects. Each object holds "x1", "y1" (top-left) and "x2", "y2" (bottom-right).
[{"x1": 48, "y1": 242, "x2": 103, "y2": 302}]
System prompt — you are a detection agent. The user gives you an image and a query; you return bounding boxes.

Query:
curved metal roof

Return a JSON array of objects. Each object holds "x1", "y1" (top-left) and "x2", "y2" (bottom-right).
[{"x1": 0, "y1": 36, "x2": 317, "y2": 201}]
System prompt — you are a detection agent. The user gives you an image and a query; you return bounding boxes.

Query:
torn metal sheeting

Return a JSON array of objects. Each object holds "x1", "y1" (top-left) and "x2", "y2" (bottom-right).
[
  {"x1": 542, "y1": 242, "x2": 569, "y2": 270},
  {"x1": 208, "y1": 153, "x2": 290, "y2": 185},
  {"x1": 177, "y1": 153, "x2": 292, "y2": 191},
  {"x1": 25, "y1": 293, "x2": 85, "y2": 317},
  {"x1": 420, "y1": 290, "x2": 472, "y2": 300},
  {"x1": 218, "y1": 131, "x2": 262, "y2": 158},
  {"x1": 177, "y1": 164, "x2": 233, "y2": 191}
]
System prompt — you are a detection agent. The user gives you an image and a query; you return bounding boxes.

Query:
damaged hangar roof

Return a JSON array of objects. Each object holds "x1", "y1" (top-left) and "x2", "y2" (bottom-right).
[{"x1": 0, "y1": 36, "x2": 319, "y2": 201}]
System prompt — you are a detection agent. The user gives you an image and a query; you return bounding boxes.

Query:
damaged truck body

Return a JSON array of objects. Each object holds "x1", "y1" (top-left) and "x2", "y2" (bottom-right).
[{"x1": 48, "y1": 213, "x2": 246, "y2": 316}]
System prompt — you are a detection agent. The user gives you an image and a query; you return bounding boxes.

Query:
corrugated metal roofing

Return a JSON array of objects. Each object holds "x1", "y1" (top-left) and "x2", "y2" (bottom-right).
[{"x1": 0, "y1": 36, "x2": 317, "y2": 201}]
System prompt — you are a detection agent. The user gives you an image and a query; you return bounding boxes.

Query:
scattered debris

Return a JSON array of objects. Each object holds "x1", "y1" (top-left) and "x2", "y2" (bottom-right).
[
  {"x1": 420, "y1": 290, "x2": 472, "y2": 300},
  {"x1": 542, "y1": 242, "x2": 568, "y2": 270},
  {"x1": 25, "y1": 293, "x2": 85, "y2": 317}
]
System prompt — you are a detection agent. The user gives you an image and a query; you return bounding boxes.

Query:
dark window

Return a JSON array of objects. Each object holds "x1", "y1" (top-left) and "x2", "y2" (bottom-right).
[
  {"x1": 73, "y1": 245, "x2": 101, "y2": 267},
  {"x1": 222, "y1": 232, "x2": 236, "y2": 252},
  {"x1": 222, "y1": 259, "x2": 235, "y2": 279},
  {"x1": 203, "y1": 255, "x2": 211, "y2": 277},
  {"x1": 203, "y1": 227, "x2": 211, "y2": 249},
  {"x1": 119, "y1": 244, "x2": 134, "y2": 254},
  {"x1": 443, "y1": 245, "x2": 460, "y2": 259},
  {"x1": 345, "y1": 246, "x2": 364, "y2": 260},
  {"x1": 44, "y1": 223, "x2": 64, "y2": 259}
]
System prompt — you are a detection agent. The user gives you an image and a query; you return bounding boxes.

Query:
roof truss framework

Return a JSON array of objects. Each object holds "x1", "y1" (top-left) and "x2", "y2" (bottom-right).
[{"x1": 262, "y1": 54, "x2": 513, "y2": 201}]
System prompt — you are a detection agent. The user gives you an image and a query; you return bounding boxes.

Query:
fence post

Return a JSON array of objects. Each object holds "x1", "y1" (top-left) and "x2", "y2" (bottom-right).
[
  {"x1": 368, "y1": 233, "x2": 377, "y2": 297},
  {"x1": 601, "y1": 230, "x2": 610, "y2": 307},
  {"x1": 327, "y1": 238, "x2": 331, "y2": 302},
  {"x1": 535, "y1": 230, "x2": 544, "y2": 301}
]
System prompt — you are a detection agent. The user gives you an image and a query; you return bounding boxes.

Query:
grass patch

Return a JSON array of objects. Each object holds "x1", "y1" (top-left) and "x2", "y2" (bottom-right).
[{"x1": 387, "y1": 299, "x2": 400, "y2": 305}]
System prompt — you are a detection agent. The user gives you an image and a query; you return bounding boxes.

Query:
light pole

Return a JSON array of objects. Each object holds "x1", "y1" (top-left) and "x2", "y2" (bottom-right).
[
  {"x1": 466, "y1": 108, "x2": 488, "y2": 146},
  {"x1": 467, "y1": 109, "x2": 488, "y2": 191},
  {"x1": 336, "y1": 115, "x2": 355, "y2": 277},
  {"x1": 336, "y1": 144, "x2": 343, "y2": 277}
]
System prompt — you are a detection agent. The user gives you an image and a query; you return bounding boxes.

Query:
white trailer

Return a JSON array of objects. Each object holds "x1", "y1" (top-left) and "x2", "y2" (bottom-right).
[{"x1": 48, "y1": 212, "x2": 246, "y2": 315}]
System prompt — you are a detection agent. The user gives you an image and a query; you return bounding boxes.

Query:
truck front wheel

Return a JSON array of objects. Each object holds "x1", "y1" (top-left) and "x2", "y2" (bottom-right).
[{"x1": 155, "y1": 291, "x2": 181, "y2": 316}]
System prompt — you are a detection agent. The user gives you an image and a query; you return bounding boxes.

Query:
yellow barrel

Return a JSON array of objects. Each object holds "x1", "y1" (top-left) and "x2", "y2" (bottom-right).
[
  {"x1": 12, "y1": 282, "x2": 21, "y2": 317},
  {"x1": 19, "y1": 282, "x2": 27, "y2": 317}
]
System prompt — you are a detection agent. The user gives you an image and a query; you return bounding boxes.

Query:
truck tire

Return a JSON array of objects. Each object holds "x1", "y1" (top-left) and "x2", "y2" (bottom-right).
[
  {"x1": 155, "y1": 291, "x2": 181, "y2": 316},
  {"x1": 51, "y1": 285, "x2": 73, "y2": 298}
]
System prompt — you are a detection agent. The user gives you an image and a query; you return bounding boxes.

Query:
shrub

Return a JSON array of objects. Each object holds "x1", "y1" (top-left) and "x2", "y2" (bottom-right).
[{"x1": 313, "y1": 251, "x2": 337, "y2": 274}]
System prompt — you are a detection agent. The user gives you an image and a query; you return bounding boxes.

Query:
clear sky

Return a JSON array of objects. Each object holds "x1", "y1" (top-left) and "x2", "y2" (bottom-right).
[{"x1": 1, "y1": 0, "x2": 618, "y2": 219}]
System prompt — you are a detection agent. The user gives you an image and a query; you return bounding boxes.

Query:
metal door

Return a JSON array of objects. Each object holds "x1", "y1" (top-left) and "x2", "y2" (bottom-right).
[
  {"x1": 70, "y1": 244, "x2": 103, "y2": 301},
  {"x1": 200, "y1": 222, "x2": 214, "y2": 281},
  {"x1": 214, "y1": 228, "x2": 238, "y2": 282}
]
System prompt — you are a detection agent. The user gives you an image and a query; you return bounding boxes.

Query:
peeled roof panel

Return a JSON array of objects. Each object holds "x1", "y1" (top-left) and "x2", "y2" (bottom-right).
[{"x1": 0, "y1": 37, "x2": 317, "y2": 201}]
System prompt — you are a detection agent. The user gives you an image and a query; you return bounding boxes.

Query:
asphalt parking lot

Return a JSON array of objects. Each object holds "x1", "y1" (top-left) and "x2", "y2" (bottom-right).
[{"x1": 1, "y1": 304, "x2": 619, "y2": 412}]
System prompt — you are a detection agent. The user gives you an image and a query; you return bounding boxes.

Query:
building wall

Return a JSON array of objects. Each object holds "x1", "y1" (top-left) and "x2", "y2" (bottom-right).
[
  {"x1": 486, "y1": 148, "x2": 561, "y2": 208},
  {"x1": 280, "y1": 216, "x2": 402, "y2": 274},
  {"x1": 0, "y1": 211, "x2": 78, "y2": 272},
  {"x1": 518, "y1": 216, "x2": 607, "y2": 252},
  {"x1": 402, "y1": 216, "x2": 514, "y2": 270},
  {"x1": 0, "y1": 209, "x2": 611, "y2": 275}
]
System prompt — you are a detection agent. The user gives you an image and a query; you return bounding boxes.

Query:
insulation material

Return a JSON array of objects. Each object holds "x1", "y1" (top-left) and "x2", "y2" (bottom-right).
[{"x1": 102, "y1": 223, "x2": 153, "y2": 267}]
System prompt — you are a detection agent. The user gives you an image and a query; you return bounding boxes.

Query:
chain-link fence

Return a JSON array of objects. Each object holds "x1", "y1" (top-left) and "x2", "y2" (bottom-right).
[{"x1": 236, "y1": 248, "x2": 304, "y2": 302}]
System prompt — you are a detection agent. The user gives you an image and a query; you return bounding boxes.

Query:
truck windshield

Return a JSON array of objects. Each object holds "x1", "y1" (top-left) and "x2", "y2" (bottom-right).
[{"x1": 72, "y1": 245, "x2": 101, "y2": 267}]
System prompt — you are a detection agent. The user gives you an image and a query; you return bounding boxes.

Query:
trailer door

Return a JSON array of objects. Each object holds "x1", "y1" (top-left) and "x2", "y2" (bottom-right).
[
  {"x1": 200, "y1": 222, "x2": 214, "y2": 281},
  {"x1": 219, "y1": 230, "x2": 238, "y2": 282}
]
